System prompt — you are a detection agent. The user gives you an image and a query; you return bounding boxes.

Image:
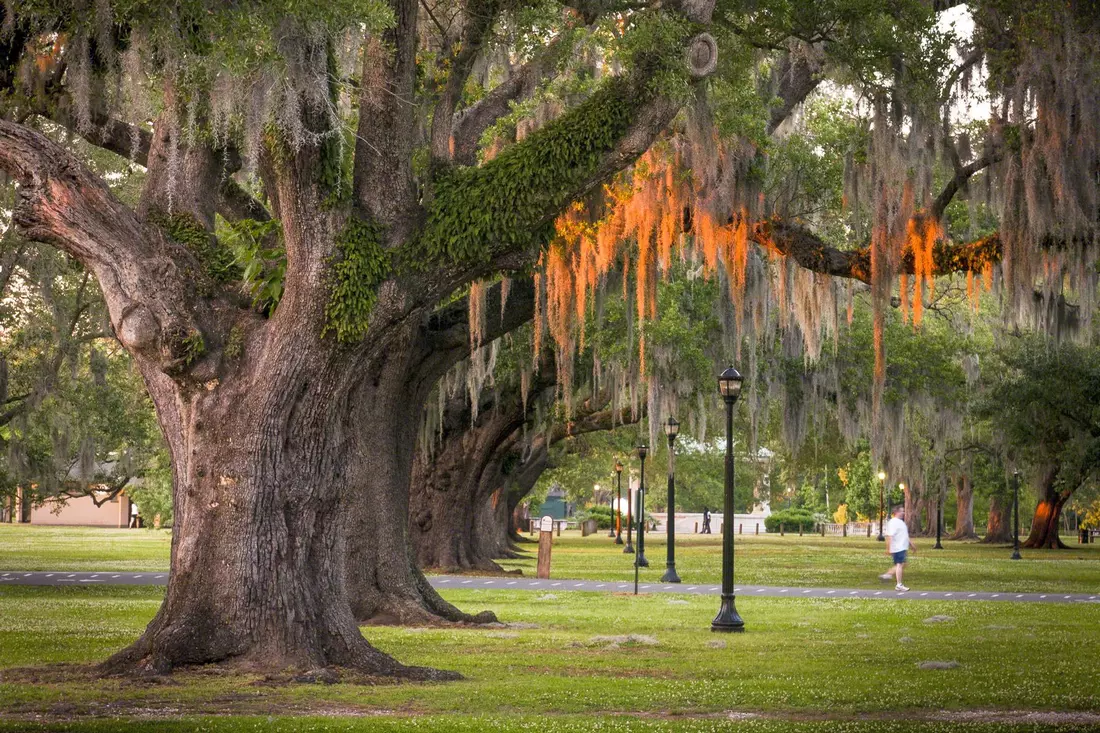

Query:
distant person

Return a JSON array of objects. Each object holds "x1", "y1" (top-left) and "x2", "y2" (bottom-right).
[
  {"x1": 701, "y1": 507, "x2": 712, "y2": 534},
  {"x1": 879, "y1": 505, "x2": 915, "y2": 591},
  {"x1": 129, "y1": 501, "x2": 140, "y2": 529}
]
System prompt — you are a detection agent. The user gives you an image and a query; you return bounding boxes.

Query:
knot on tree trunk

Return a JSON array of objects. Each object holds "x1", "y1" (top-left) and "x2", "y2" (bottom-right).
[{"x1": 686, "y1": 33, "x2": 718, "y2": 79}]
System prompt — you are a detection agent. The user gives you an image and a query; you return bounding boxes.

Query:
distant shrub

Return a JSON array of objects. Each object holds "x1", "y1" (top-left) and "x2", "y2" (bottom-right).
[{"x1": 764, "y1": 509, "x2": 816, "y2": 533}]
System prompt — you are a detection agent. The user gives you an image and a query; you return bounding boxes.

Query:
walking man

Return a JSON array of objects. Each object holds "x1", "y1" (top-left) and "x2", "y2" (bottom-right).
[
  {"x1": 701, "y1": 506, "x2": 711, "y2": 534},
  {"x1": 879, "y1": 505, "x2": 915, "y2": 591}
]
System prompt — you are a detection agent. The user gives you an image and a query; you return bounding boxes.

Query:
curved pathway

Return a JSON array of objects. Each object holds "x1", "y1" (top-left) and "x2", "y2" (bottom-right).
[{"x1": 2, "y1": 570, "x2": 1097, "y2": 603}]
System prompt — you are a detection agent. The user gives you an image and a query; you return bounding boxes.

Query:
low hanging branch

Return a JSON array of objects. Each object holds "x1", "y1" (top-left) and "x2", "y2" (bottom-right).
[{"x1": 753, "y1": 218, "x2": 1002, "y2": 285}]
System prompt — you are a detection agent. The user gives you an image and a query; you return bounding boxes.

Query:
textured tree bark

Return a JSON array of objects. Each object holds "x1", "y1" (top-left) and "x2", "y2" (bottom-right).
[
  {"x1": 950, "y1": 474, "x2": 978, "y2": 540},
  {"x1": 982, "y1": 494, "x2": 1013, "y2": 544},
  {"x1": 409, "y1": 366, "x2": 553, "y2": 573},
  {"x1": 103, "y1": 340, "x2": 451, "y2": 678},
  {"x1": 903, "y1": 484, "x2": 923, "y2": 535},
  {"x1": 1023, "y1": 465, "x2": 1070, "y2": 549}
]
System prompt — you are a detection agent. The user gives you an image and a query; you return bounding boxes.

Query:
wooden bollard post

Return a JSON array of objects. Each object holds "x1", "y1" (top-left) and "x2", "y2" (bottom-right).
[
  {"x1": 556, "y1": 521, "x2": 561, "y2": 537},
  {"x1": 843, "y1": 524, "x2": 847, "y2": 537},
  {"x1": 780, "y1": 523, "x2": 784, "y2": 537},
  {"x1": 867, "y1": 523, "x2": 872, "y2": 538},
  {"x1": 755, "y1": 523, "x2": 759, "y2": 535},
  {"x1": 820, "y1": 524, "x2": 825, "y2": 537},
  {"x1": 799, "y1": 524, "x2": 803, "y2": 537},
  {"x1": 694, "y1": 521, "x2": 699, "y2": 533},
  {"x1": 739, "y1": 523, "x2": 742, "y2": 535},
  {"x1": 537, "y1": 516, "x2": 554, "y2": 579}
]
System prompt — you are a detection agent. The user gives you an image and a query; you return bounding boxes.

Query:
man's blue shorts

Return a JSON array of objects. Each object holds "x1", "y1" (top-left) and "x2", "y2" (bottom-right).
[{"x1": 892, "y1": 550, "x2": 908, "y2": 565}]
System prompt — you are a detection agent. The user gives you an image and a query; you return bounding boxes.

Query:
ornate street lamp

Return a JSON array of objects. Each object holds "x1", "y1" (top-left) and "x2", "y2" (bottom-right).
[
  {"x1": 877, "y1": 471, "x2": 887, "y2": 542},
  {"x1": 614, "y1": 460, "x2": 624, "y2": 545},
  {"x1": 624, "y1": 461, "x2": 635, "y2": 555},
  {"x1": 662, "y1": 416, "x2": 681, "y2": 583},
  {"x1": 713, "y1": 366, "x2": 745, "y2": 633},
  {"x1": 1011, "y1": 469, "x2": 1022, "y2": 560},
  {"x1": 635, "y1": 444, "x2": 649, "y2": 569}
]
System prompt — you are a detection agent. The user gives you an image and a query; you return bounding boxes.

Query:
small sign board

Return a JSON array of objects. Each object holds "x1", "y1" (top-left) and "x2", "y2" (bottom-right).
[{"x1": 539, "y1": 515, "x2": 554, "y2": 533}]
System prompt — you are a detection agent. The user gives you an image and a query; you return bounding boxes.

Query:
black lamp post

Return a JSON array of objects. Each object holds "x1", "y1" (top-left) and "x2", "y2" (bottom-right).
[
  {"x1": 614, "y1": 461, "x2": 624, "y2": 545},
  {"x1": 712, "y1": 366, "x2": 745, "y2": 633},
  {"x1": 636, "y1": 444, "x2": 649, "y2": 568},
  {"x1": 624, "y1": 463, "x2": 635, "y2": 554},
  {"x1": 1011, "y1": 469, "x2": 1022, "y2": 560},
  {"x1": 876, "y1": 471, "x2": 886, "y2": 542},
  {"x1": 662, "y1": 416, "x2": 681, "y2": 583},
  {"x1": 934, "y1": 483, "x2": 944, "y2": 549}
]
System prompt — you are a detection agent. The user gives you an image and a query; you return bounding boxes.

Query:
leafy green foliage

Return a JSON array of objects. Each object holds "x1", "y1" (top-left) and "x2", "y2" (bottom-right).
[
  {"x1": 222, "y1": 218, "x2": 286, "y2": 313},
  {"x1": 323, "y1": 216, "x2": 390, "y2": 343}
]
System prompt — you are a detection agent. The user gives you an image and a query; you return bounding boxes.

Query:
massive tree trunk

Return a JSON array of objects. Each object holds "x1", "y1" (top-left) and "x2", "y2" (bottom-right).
[
  {"x1": 982, "y1": 494, "x2": 1013, "y2": 544},
  {"x1": 1023, "y1": 464, "x2": 1070, "y2": 549},
  {"x1": 950, "y1": 474, "x2": 978, "y2": 540},
  {"x1": 106, "y1": 327, "x2": 447, "y2": 677}
]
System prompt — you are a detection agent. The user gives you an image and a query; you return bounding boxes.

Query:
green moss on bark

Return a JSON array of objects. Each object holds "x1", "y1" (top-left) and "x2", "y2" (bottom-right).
[
  {"x1": 413, "y1": 76, "x2": 643, "y2": 268},
  {"x1": 149, "y1": 210, "x2": 239, "y2": 285}
]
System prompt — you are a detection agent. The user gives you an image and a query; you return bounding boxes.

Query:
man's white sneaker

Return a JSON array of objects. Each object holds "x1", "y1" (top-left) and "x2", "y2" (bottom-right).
[
  {"x1": 879, "y1": 573, "x2": 893, "y2": 581},
  {"x1": 895, "y1": 584, "x2": 909, "y2": 592}
]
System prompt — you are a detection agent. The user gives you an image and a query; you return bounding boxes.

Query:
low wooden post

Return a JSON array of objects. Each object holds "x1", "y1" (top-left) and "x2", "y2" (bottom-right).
[
  {"x1": 820, "y1": 523, "x2": 825, "y2": 537},
  {"x1": 798, "y1": 524, "x2": 803, "y2": 537},
  {"x1": 694, "y1": 521, "x2": 699, "y2": 533},
  {"x1": 537, "y1": 516, "x2": 554, "y2": 579},
  {"x1": 843, "y1": 523, "x2": 848, "y2": 537},
  {"x1": 780, "y1": 523, "x2": 784, "y2": 537},
  {"x1": 755, "y1": 523, "x2": 759, "y2": 535},
  {"x1": 556, "y1": 521, "x2": 561, "y2": 537},
  {"x1": 738, "y1": 523, "x2": 742, "y2": 535},
  {"x1": 867, "y1": 523, "x2": 872, "y2": 537}
]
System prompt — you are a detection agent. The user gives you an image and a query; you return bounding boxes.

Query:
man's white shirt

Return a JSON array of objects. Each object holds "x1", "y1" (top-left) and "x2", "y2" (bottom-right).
[{"x1": 886, "y1": 516, "x2": 909, "y2": 552}]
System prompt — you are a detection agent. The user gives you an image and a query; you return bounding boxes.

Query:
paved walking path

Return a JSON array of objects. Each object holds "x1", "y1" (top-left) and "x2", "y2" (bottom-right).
[{"x1": 2, "y1": 570, "x2": 1097, "y2": 604}]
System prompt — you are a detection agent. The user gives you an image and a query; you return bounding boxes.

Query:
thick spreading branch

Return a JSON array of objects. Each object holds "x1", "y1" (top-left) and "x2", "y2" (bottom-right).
[
  {"x1": 0, "y1": 119, "x2": 214, "y2": 371},
  {"x1": 429, "y1": 0, "x2": 505, "y2": 168},
  {"x1": 930, "y1": 148, "x2": 1001, "y2": 220},
  {"x1": 353, "y1": 0, "x2": 420, "y2": 244},
  {"x1": 753, "y1": 218, "x2": 1002, "y2": 285},
  {"x1": 450, "y1": 27, "x2": 577, "y2": 166},
  {"x1": 765, "y1": 47, "x2": 826, "y2": 135}
]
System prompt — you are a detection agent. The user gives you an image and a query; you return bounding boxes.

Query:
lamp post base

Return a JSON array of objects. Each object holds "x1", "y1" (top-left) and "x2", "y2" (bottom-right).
[
  {"x1": 711, "y1": 595, "x2": 745, "y2": 633},
  {"x1": 624, "y1": 542, "x2": 634, "y2": 554},
  {"x1": 635, "y1": 552, "x2": 649, "y2": 567},
  {"x1": 608, "y1": 528, "x2": 617, "y2": 538},
  {"x1": 876, "y1": 535, "x2": 885, "y2": 542},
  {"x1": 933, "y1": 541, "x2": 943, "y2": 549},
  {"x1": 1011, "y1": 548, "x2": 1022, "y2": 560},
  {"x1": 661, "y1": 566, "x2": 681, "y2": 583},
  {"x1": 615, "y1": 534, "x2": 623, "y2": 545}
]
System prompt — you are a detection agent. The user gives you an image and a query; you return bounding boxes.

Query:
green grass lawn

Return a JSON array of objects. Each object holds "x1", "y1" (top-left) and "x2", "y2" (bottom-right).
[
  {"x1": 1, "y1": 584, "x2": 1099, "y2": 730},
  {"x1": 2, "y1": 524, "x2": 1100, "y2": 730},
  {"x1": 497, "y1": 532, "x2": 1100, "y2": 593},
  {"x1": 0, "y1": 526, "x2": 171, "y2": 572},
  {"x1": 4, "y1": 524, "x2": 1099, "y2": 594}
]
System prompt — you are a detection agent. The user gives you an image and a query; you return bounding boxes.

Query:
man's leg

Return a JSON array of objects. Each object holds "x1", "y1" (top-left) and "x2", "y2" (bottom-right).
[{"x1": 895, "y1": 562, "x2": 904, "y2": 586}]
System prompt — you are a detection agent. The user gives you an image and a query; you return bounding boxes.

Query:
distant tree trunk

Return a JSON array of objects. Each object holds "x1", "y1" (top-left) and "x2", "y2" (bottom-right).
[
  {"x1": 982, "y1": 494, "x2": 1013, "y2": 543},
  {"x1": 904, "y1": 484, "x2": 923, "y2": 535},
  {"x1": 1023, "y1": 464, "x2": 1070, "y2": 549},
  {"x1": 950, "y1": 474, "x2": 978, "y2": 540}
]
